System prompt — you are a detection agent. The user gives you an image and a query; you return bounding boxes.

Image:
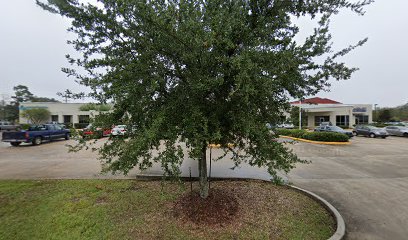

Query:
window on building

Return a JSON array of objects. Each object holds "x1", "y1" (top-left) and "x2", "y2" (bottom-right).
[
  {"x1": 336, "y1": 115, "x2": 350, "y2": 127},
  {"x1": 51, "y1": 115, "x2": 59, "y2": 122},
  {"x1": 314, "y1": 116, "x2": 330, "y2": 126},
  {"x1": 78, "y1": 115, "x2": 90, "y2": 124},
  {"x1": 63, "y1": 115, "x2": 72, "y2": 123},
  {"x1": 355, "y1": 115, "x2": 369, "y2": 125}
]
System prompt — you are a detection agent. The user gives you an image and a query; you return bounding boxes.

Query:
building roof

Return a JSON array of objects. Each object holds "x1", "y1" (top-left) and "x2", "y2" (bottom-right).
[{"x1": 291, "y1": 97, "x2": 342, "y2": 105}]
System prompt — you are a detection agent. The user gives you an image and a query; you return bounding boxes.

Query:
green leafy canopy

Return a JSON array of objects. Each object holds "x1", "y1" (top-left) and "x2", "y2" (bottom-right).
[
  {"x1": 21, "y1": 108, "x2": 51, "y2": 125},
  {"x1": 37, "y1": 0, "x2": 372, "y2": 182}
]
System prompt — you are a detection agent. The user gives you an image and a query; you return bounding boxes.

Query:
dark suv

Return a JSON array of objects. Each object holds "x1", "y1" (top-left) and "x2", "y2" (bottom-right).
[
  {"x1": 353, "y1": 125, "x2": 388, "y2": 138},
  {"x1": 315, "y1": 125, "x2": 353, "y2": 138}
]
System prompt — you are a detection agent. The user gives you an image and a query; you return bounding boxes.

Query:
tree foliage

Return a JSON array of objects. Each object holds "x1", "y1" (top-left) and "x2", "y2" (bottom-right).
[
  {"x1": 3, "y1": 85, "x2": 58, "y2": 121},
  {"x1": 12, "y1": 85, "x2": 34, "y2": 105},
  {"x1": 377, "y1": 109, "x2": 391, "y2": 122},
  {"x1": 375, "y1": 104, "x2": 408, "y2": 122},
  {"x1": 21, "y1": 108, "x2": 51, "y2": 125},
  {"x1": 289, "y1": 106, "x2": 307, "y2": 127},
  {"x1": 79, "y1": 103, "x2": 112, "y2": 111},
  {"x1": 57, "y1": 89, "x2": 86, "y2": 103},
  {"x1": 38, "y1": 0, "x2": 372, "y2": 198},
  {"x1": 12, "y1": 85, "x2": 59, "y2": 104}
]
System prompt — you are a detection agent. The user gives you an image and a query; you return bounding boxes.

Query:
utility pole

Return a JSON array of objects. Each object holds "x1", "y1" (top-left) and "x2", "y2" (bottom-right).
[{"x1": 299, "y1": 99, "x2": 302, "y2": 130}]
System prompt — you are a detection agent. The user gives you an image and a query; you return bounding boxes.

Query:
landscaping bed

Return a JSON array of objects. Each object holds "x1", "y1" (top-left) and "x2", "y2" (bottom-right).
[
  {"x1": 275, "y1": 129, "x2": 350, "y2": 142},
  {"x1": 0, "y1": 180, "x2": 335, "y2": 240}
]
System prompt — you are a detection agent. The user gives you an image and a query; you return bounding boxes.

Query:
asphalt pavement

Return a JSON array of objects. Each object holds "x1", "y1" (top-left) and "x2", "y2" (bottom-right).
[{"x1": 1, "y1": 132, "x2": 408, "y2": 239}]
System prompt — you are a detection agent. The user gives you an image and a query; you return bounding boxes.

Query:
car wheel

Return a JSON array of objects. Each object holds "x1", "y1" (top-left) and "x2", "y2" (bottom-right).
[
  {"x1": 10, "y1": 142, "x2": 21, "y2": 147},
  {"x1": 403, "y1": 133, "x2": 408, "y2": 138},
  {"x1": 65, "y1": 133, "x2": 70, "y2": 140},
  {"x1": 352, "y1": 131, "x2": 358, "y2": 136},
  {"x1": 369, "y1": 133, "x2": 376, "y2": 138},
  {"x1": 32, "y1": 137, "x2": 42, "y2": 145},
  {"x1": 381, "y1": 136, "x2": 387, "y2": 139}
]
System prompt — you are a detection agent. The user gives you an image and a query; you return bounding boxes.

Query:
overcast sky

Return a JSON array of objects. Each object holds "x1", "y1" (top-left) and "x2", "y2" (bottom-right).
[{"x1": 1, "y1": 1, "x2": 407, "y2": 107}]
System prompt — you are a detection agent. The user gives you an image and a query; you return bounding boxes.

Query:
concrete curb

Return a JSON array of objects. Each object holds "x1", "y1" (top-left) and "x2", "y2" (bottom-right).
[
  {"x1": 280, "y1": 135, "x2": 351, "y2": 145},
  {"x1": 290, "y1": 185, "x2": 346, "y2": 240},
  {"x1": 135, "y1": 175, "x2": 346, "y2": 240}
]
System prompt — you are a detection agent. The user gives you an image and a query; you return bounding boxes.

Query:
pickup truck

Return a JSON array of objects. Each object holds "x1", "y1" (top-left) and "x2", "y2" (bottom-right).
[
  {"x1": 2, "y1": 124, "x2": 70, "y2": 146},
  {"x1": 0, "y1": 121, "x2": 20, "y2": 131}
]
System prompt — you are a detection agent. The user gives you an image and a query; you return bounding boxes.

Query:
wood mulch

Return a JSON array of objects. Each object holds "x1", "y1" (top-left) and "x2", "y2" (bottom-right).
[{"x1": 173, "y1": 188, "x2": 239, "y2": 225}]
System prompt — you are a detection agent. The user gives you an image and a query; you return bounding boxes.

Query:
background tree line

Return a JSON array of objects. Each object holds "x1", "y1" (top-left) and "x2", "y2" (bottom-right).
[
  {"x1": 374, "y1": 103, "x2": 408, "y2": 123},
  {"x1": 0, "y1": 85, "x2": 58, "y2": 122}
]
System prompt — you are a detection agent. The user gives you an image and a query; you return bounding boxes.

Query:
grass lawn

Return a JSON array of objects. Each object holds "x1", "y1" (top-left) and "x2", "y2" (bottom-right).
[{"x1": 0, "y1": 179, "x2": 334, "y2": 240}]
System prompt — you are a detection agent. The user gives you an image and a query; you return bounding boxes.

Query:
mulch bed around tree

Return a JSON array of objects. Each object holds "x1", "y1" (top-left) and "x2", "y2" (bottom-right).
[
  {"x1": 167, "y1": 180, "x2": 335, "y2": 239},
  {"x1": 173, "y1": 188, "x2": 239, "y2": 225}
]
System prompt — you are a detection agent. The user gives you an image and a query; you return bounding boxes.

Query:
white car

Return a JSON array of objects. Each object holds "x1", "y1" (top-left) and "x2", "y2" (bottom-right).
[
  {"x1": 111, "y1": 125, "x2": 127, "y2": 136},
  {"x1": 277, "y1": 123, "x2": 295, "y2": 129}
]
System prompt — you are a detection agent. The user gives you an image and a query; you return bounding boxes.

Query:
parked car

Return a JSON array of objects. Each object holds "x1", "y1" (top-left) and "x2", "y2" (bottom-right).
[
  {"x1": 0, "y1": 121, "x2": 20, "y2": 131},
  {"x1": 319, "y1": 122, "x2": 333, "y2": 127},
  {"x1": 1, "y1": 124, "x2": 70, "y2": 146},
  {"x1": 314, "y1": 125, "x2": 353, "y2": 138},
  {"x1": 353, "y1": 125, "x2": 388, "y2": 138},
  {"x1": 384, "y1": 121, "x2": 403, "y2": 126},
  {"x1": 277, "y1": 123, "x2": 295, "y2": 129},
  {"x1": 111, "y1": 125, "x2": 127, "y2": 136},
  {"x1": 384, "y1": 126, "x2": 408, "y2": 137},
  {"x1": 80, "y1": 124, "x2": 111, "y2": 138}
]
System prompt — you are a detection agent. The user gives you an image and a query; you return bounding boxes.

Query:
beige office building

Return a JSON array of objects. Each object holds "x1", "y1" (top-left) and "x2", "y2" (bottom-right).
[
  {"x1": 19, "y1": 98, "x2": 372, "y2": 129},
  {"x1": 19, "y1": 102, "x2": 103, "y2": 125},
  {"x1": 291, "y1": 97, "x2": 373, "y2": 128}
]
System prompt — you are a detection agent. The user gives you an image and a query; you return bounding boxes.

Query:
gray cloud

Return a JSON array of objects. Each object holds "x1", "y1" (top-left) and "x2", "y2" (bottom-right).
[{"x1": 1, "y1": 0, "x2": 407, "y2": 107}]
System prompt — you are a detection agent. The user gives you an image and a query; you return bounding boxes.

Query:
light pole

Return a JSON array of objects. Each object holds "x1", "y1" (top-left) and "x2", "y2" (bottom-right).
[
  {"x1": 374, "y1": 104, "x2": 378, "y2": 122},
  {"x1": 299, "y1": 99, "x2": 302, "y2": 130}
]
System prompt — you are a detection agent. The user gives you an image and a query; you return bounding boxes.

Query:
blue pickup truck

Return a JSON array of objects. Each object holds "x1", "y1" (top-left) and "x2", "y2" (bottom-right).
[{"x1": 2, "y1": 124, "x2": 71, "y2": 146}]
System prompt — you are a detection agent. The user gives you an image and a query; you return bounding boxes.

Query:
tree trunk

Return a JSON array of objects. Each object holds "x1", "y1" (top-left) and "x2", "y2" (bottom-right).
[{"x1": 198, "y1": 143, "x2": 209, "y2": 198}]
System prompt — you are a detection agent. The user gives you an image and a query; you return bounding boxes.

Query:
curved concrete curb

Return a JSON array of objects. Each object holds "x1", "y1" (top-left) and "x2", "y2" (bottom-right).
[
  {"x1": 290, "y1": 185, "x2": 346, "y2": 240},
  {"x1": 280, "y1": 135, "x2": 351, "y2": 145}
]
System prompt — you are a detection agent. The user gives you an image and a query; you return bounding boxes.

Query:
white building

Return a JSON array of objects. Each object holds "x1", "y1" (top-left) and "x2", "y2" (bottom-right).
[
  {"x1": 19, "y1": 102, "x2": 109, "y2": 126},
  {"x1": 19, "y1": 98, "x2": 373, "y2": 129},
  {"x1": 291, "y1": 97, "x2": 373, "y2": 128}
]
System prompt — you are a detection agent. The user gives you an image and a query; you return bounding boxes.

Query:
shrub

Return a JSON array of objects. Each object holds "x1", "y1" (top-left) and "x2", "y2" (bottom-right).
[
  {"x1": 302, "y1": 132, "x2": 349, "y2": 142},
  {"x1": 20, "y1": 124, "x2": 31, "y2": 130},
  {"x1": 275, "y1": 129, "x2": 307, "y2": 138},
  {"x1": 63, "y1": 123, "x2": 73, "y2": 129},
  {"x1": 74, "y1": 123, "x2": 89, "y2": 129},
  {"x1": 79, "y1": 103, "x2": 112, "y2": 111}
]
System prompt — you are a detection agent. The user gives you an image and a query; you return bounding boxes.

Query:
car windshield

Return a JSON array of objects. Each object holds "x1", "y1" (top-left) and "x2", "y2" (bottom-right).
[{"x1": 28, "y1": 125, "x2": 45, "y2": 131}]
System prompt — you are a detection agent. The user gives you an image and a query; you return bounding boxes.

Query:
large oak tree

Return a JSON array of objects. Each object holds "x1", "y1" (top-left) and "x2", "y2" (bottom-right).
[{"x1": 38, "y1": 0, "x2": 372, "y2": 198}]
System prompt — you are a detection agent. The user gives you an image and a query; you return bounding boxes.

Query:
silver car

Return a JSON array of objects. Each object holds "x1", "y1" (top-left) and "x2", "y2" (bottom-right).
[{"x1": 385, "y1": 126, "x2": 408, "y2": 137}]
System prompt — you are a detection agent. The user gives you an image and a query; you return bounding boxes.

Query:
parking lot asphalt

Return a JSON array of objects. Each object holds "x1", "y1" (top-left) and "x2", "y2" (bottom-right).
[
  {"x1": 1, "y1": 133, "x2": 407, "y2": 239},
  {"x1": 0, "y1": 134, "x2": 273, "y2": 181},
  {"x1": 288, "y1": 136, "x2": 408, "y2": 240}
]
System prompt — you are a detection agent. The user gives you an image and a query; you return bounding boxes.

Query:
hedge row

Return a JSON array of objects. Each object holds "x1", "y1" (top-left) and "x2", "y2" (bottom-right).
[
  {"x1": 275, "y1": 128, "x2": 349, "y2": 142},
  {"x1": 275, "y1": 129, "x2": 307, "y2": 138},
  {"x1": 302, "y1": 132, "x2": 349, "y2": 142}
]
